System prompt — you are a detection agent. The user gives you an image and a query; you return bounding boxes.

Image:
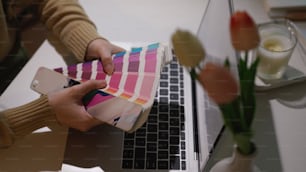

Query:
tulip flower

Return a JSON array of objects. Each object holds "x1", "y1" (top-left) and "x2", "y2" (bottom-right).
[
  {"x1": 230, "y1": 11, "x2": 260, "y2": 51},
  {"x1": 198, "y1": 63, "x2": 239, "y2": 105},
  {"x1": 171, "y1": 29, "x2": 206, "y2": 67},
  {"x1": 170, "y1": 11, "x2": 260, "y2": 155}
]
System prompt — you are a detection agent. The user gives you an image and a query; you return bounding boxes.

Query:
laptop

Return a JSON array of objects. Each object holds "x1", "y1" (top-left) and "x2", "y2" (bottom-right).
[{"x1": 63, "y1": 0, "x2": 234, "y2": 171}]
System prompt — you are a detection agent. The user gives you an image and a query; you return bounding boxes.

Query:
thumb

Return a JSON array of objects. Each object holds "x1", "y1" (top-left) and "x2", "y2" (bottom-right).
[{"x1": 76, "y1": 80, "x2": 107, "y2": 96}]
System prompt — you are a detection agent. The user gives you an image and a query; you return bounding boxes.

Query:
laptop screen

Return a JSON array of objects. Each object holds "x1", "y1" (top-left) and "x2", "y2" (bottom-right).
[{"x1": 195, "y1": 0, "x2": 236, "y2": 170}]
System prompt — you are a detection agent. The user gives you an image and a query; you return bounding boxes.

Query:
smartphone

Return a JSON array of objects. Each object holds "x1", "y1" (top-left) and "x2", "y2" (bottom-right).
[{"x1": 30, "y1": 67, "x2": 143, "y2": 132}]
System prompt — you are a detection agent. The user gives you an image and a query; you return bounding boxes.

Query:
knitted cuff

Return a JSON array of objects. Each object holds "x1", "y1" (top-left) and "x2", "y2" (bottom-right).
[
  {"x1": 0, "y1": 114, "x2": 14, "y2": 148},
  {"x1": 3, "y1": 95, "x2": 56, "y2": 138},
  {"x1": 62, "y1": 24, "x2": 101, "y2": 61}
]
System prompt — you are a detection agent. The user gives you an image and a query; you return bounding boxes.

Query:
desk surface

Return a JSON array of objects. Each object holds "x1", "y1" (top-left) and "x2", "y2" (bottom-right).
[{"x1": 1, "y1": 0, "x2": 306, "y2": 171}]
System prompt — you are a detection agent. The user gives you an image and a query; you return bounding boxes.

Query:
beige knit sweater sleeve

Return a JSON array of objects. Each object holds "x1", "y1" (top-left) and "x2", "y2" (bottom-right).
[
  {"x1": 5, "y1": 0, "x2": 101, "y2": 61},
  {"x1": 39, "y1": 0, "x2": 102, "y2": 61},
  {"x1": 0, "y1": 96, "x2": 56, "y2": 148}
]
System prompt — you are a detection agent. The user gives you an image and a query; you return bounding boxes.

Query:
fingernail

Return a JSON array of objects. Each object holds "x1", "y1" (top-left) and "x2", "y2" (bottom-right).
[
  {"x1": 104, "y1": 64, "x2": 114, "y2": 75},
  {"x1": 97, "y1": 80, "x2": 107, "y2": 88}
]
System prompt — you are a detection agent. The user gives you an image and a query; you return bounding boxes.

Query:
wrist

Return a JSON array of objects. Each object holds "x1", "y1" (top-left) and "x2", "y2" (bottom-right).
[{"x1": 85, "y1": 38, "x2": 109, "y2": 61}]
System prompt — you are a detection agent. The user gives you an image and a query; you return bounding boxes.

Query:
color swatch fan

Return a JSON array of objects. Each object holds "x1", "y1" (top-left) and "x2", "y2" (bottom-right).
[{"x1": 54, "y1": 43, "x2": 172, "y2": 132}]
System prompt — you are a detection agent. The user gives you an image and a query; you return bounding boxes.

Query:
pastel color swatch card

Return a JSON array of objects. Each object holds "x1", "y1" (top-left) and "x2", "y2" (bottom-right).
[{"x1": 53, "y1": 43, "x2": 171, "y2": 132}]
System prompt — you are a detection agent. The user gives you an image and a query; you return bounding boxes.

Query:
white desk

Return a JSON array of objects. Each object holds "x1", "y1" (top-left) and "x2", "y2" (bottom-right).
[
  {"x1": 0, "y1": 0, "x2": 205, "y2": 171},
  {"x1": 1, "y1": 0, "x2": 306, "y2": 171}
]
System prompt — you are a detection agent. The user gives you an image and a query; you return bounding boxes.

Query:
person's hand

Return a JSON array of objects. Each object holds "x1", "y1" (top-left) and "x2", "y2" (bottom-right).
[
  {"x1": 86, "y1": 38, "x2": 125, "y2": 75},
  {"x1": 47, "y1": 80, "x2": 107, "y2": 131}
]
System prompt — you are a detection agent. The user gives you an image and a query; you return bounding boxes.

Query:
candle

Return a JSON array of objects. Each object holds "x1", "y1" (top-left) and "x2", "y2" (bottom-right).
[{"x1": 256, "y1": 21, "x2": 297, "y2": 80}]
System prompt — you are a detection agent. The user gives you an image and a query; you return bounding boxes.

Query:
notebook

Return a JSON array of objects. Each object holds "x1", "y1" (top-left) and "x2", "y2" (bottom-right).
[
  {"x1": 62, "y1": 0, "x2": 232, "y2": 171},
  {"x1": 263, "y1": 0, "x2": 306, "y2": 20}
]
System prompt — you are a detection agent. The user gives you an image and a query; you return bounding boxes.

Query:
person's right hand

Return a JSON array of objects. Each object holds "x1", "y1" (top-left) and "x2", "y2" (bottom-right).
[{"x1": 47, "y1": 80, "x2": 107, "y2": 131}]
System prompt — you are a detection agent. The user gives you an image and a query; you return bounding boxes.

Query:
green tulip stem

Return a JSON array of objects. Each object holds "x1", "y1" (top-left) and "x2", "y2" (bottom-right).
[{"x1": 189, "y1": 68, "x2": 198, "y2": 80}]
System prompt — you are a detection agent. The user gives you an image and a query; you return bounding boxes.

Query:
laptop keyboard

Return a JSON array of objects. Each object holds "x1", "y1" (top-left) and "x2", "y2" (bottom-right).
[{"x1": 122, "y1": 58, "x2": 187, "y2": 170}]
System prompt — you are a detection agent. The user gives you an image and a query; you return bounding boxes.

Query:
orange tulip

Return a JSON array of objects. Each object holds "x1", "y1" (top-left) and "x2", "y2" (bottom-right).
[
  {"x1": 230, "y1": 11, "x2": 260, "y2": 51},
  {"x1": 198, "y1": 63, "x2": 239, "y2": 105}
]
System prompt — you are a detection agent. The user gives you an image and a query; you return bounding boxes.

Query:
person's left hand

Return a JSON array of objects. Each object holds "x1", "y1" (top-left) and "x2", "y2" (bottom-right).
[{"x1": 85, "y1": 39, "x2": 125, "y2": 75}]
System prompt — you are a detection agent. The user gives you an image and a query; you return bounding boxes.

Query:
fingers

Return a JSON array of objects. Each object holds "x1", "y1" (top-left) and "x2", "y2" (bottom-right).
[
  {"x1": 75, "y1": 80, "x2": 107, "y2": 96},
  {"x1": 100, "y1": 44, "x2": 125, "y2": 75},
  {"x1": 101, "y1": 57, "x2": 115, "y2": 75},
  {"x1": 86, "y1": 38, "x2": 125, "y2": 75}
]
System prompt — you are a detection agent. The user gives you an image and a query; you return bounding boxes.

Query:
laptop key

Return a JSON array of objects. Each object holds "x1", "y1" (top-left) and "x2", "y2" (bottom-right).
[
  {"x1": 162, "y1": 66, "x2": 168, "y2": 72},
  {"x1": 159, "y1": 104, "x2": 169, "y2": 112},
  {"x1": 124, "y1": 132, "x2": 135, "y2": 139},
  {"x1": 181, "y1": 132, "x2": 186, "y2": 140},
  {"x1": 123, "y1": 149, "x2": 134, "y2": 159},
  {"x1": 180, "y1": 89, "x2": 184, "y2": 96},
  {"x1": 150, "y1": 106, "x2": 158, "y2": 114},
  {"x1": 170, "y1": 78, "x2": 179, "y2": 84},
  {"x1": 136, "y1": 138, "x2": 146, "y2": 146},
  {"x1": 158, "y1": 131, "x2": 169, "y2": 140},
  {"x1": 170, "y1": 85, "x2": 179, "y2": 91},
  {"x1": 158, "y1": 161, "x2": 168, "y2": 169},
  {"x1": 170, "y1": 127, "x2": 180, "y2": 135},
  {"x1": 158, "y1": 151, "x2": 168, "y2": 159},
  {"x1": 160, "y1": 89, "x2": 168, "y2": 95},
  {"x1": 160, "y1": 81, "x2": 168, "y2": 87},
  {"x1": 170, "y1": 71, "x2": 178, "y2": 76},
  {"x1": 170, "y1": 136, "x2": 180, "y2": 145},
  {"x1": 170, "y1": 63, "x2": 178, "y2": 69},
  {"x1": 170, "y1": 93, "x2": 179, "y2": 100},
  {"x1": 159, "y1": 122, "x2": 169, "y2": 130},
  {"x1": 160, "y1": 74, "x2": 168, "y2": 79},
  {"x1": 134, "y1": 160, "x2": 145, "y2": 169},
  {"x1": 170, "y1": 146, "x2": 180, "y2": 154},
  {"x1": 135, "y1": 148, "x2": 145, "y2": 160},
  {"x1": 170, "y1": 118, "x2": 180, "y2": 126},
  {"x1": 159, "y1": 113, "x2": 169, "y2": 121},
  {"x1": 158, "y1": 141, "x2": 168, "y2": 149},
  {"x1": 170, "y1": 109, "x2": 179, "y2": 117},
  {"x1": 159, "y1": 97, "x2": 169, "y2": 104},
  {"x1": 147, "y1": 133, "x2": 157, "y2": 142},
  {"x1": 136, "y1": 128, "x2": 146, "y2": 137},
  {"x1": 170, "y1": 156, "x2": 180, "y2": 170},
  {"x1": 181, "y1": 141, "x2": 186, "y2": 150},
  {"x1": 181, "y1": 113, "x2": 185, "y2": 121},
  {"x1": 124, "y1": 140, "x2": 134, "y2": 149},
  {"x1": 148, "y1": 115, "x2": 157, "y2": 123},
  {"x1": 146, "y1": 152, "x2": 157, "y2": 160},
  {"x1": 147, "y1": 124, "x2": 157, "y2": 132},
  {"x1": 147, "y1": 143, "x2": 157, "y2": 152},
  {"x1": 170, "y1": 102, "x2": 179, "y2": 109},
  {"x1": 146, "y1": 160, "x2": 157, "y2": 169},
  {"x1": 181, "y1": 151, "x2": 186, "y2": 159},
  {"x1": 181, "y1": 123, "x2": 185, "y2": 130},
  {"x1": 122, "y1": 160, "x2": 133, "y2": 169},
  {"x1": 182, "y1": 161, "x2": 186, "y2": 170}
]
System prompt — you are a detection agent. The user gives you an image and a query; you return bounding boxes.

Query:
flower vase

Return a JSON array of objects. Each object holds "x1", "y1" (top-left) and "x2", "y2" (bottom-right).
[{"x1": 209, "y1": 145, "x2": 261, "y2": 172}]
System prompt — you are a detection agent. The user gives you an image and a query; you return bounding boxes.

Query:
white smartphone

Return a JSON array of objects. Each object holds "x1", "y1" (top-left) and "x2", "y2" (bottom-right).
[{"x1": 30, "y1": 67, "x2": 143, "y2": 132}]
